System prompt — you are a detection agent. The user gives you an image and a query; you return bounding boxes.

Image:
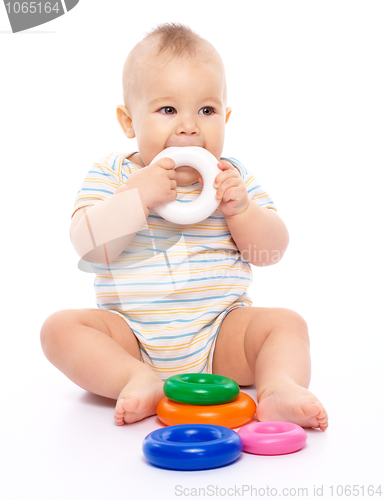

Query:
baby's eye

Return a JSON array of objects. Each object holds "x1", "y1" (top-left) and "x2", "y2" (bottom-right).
[
  {"x1": 159, "y1": 107, "x2": 176, "y2": 115},
  {"x1": 199, "y1": 107, "x2": 214, "y2": 115}
]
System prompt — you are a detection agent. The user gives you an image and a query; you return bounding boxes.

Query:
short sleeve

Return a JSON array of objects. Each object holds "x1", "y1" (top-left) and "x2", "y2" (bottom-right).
[
  {"x1": 72, "y1": 152, "x2": 127, "y2": 217},
  {"x1": 222, "y1": 157, "x2": 277, "y2": 212}
]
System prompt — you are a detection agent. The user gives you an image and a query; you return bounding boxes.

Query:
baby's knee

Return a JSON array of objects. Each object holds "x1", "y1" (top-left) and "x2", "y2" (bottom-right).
[
  {"x1": 277, "y1": 308, "x2": 309, "y2": 340},
  {"x1": 40, "y1": 309, "x2": 76, "y2": 358},
  {"x1": 282, "y1": 308, "x2": 307, "y2": 327}
]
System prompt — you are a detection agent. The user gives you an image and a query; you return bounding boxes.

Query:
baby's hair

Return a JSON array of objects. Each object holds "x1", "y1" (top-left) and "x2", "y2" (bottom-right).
[
  {"x1": 145, "y1": 22, "x2": 202, "y2": 58},
  {"x1": 122, "y1": 23, "x2": 226, "y2": 107}
]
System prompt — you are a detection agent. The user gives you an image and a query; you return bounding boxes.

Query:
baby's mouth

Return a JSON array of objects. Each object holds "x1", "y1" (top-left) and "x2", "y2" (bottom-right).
[
  {"x1": 174, "y1": 166, "x2": 200, "y2": 185},
  {"x1": 175, "y1": 165, "x2": 198, "y2": 173}
]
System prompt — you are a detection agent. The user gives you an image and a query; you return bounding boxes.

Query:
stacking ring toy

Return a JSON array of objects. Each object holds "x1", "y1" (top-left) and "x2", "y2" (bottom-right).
[
  {"x1": 237, "y1": 421, "x2": 307, "y2": 455},
  {"x1": 164, "y1": 374, "x2": 240, "y2": 405},
  {"x1": 157, "y1": 392, "x2": 256, "y2": 428},
  {"x1": 142, "y1": 424, "x2": 243, "y2": 470},
  {"x1": 151, "y1": 146, "x2": 221, "y2": 224}
]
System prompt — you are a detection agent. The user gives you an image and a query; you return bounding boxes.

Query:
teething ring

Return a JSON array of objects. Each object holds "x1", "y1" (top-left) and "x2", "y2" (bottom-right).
[
  {"x1": 237, "y1": 421, "x2": 307, "y2": 455},
  {"x1": 142, "y1": 423, "x2": 243, "y2": 470},
  {"x1": 150, "y1": 146, "x2": 221, "y2": 224},
  {"x1": 157, "y1": 392, "x2": 256, "y2": 428},
  {"x1": 164, "y1": 373, "x2": 239, "y2": 405}
]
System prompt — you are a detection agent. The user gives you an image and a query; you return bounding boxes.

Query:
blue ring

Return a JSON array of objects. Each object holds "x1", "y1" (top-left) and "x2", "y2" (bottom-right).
[{"x1": 142, "y1": 424, "x2": 243, "y2": 470}]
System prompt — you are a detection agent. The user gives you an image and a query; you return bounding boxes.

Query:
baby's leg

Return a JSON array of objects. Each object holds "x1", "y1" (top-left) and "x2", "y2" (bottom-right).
[
  {"x1": 212, "y1": 307, "x2": 328, "y2": 430},
  {"x1": 40, "y1": 309, "x2": 164, "y2": 425}
]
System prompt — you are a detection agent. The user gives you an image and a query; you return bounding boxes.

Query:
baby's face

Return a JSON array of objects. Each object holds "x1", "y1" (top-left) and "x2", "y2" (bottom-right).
[{"x1": 126, "y1": 53, "x2": 231, "y2": 186}]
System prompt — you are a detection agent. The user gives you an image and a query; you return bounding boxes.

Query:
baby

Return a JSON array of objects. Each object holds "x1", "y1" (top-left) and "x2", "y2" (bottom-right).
[{"x1": 40, "y1": 23, "x2": 328, "y2": 430}]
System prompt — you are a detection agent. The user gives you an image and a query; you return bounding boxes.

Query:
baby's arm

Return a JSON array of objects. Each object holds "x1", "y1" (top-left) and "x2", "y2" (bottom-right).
[
  {"x1": 70, "y1": 157, "x2": 177, "y2": 264},
  {"x1": 213, "y1": 160, "x2": 289, "y2": 266},
  {"x1": 70, "y1": 187, "x2": 148, "y2": 264},
  {"x1": 226, "y1": 202, "x2": 289, "y2": 266}
]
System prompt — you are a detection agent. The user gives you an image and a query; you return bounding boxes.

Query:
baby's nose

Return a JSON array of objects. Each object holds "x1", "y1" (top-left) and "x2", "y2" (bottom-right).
[{"x1": 176, "y1": 114, "x2": 199, "y2": 135}]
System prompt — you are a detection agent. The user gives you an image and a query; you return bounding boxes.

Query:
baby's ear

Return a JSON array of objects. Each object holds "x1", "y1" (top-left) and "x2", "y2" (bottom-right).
[
  {"x1": 116, "y1": 105, "x2": 135, "y2": 138},
  {"x1": 225, "y1": 107, "x2": 232, "y2": 124}
]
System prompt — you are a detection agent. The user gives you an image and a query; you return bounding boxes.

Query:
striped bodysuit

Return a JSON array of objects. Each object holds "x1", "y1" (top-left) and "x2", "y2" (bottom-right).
[{"x1": 73, "y1": 152, "x2": 276, "y2": 381}]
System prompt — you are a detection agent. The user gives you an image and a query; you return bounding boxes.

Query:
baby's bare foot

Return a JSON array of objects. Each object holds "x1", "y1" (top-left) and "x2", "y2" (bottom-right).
[
  {"x1": 114, "y1": 373, "x2": 164, "y2": 425},
  {"x1": 256, "y1": 380, "x2": 328, "y2": 431}
]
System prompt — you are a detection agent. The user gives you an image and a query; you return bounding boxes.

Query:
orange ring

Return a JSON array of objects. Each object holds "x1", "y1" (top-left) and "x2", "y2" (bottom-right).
[{"x1": 157, "y1": 392, "x2": 256, "y2": 429}]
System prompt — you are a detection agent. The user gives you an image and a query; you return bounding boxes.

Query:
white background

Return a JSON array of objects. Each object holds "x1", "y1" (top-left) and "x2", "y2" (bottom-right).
[{"x1": 1, "y1": 1, "x2": 383, "y2": 499}]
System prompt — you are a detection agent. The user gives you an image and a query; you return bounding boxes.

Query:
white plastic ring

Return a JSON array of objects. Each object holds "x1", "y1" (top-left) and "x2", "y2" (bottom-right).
[{"x1": 150, "y1": 147, "x2": 221, "y2": 225}]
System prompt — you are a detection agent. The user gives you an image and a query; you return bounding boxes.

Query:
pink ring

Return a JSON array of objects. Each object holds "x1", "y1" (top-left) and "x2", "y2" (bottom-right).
[{"x1": 237, "y1": 421, "x2": 307, "y2": 455}]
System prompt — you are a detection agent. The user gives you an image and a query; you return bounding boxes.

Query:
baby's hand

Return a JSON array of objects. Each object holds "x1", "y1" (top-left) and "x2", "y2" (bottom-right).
[
  {"x1": 125, "y1": 158, "x2": 177, "y2": 211},
  {"x1": 209, "y1": 160, "x2": 249, "y2": 218}
]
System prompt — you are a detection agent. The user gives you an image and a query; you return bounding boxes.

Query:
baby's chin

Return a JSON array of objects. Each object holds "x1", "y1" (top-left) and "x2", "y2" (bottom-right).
[{"x1": 175, "y1": 166, "x2": 200, "y2": 186}]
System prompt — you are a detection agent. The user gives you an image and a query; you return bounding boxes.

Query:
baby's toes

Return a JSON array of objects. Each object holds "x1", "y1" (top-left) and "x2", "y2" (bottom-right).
[
  {"x1": 317, "y1": 410, "x2": 328, "y2": 431},
  {"x1": 114, "y1": 399, "x2": 126, "y2": 426},
  {"x1": 115, "y1": 416, "x2": 125, "y2": 426},
  {"x1": 303, "y1": 401, "x2": 328, "y2": 430},
  {"x1": 114, "y1": 397, "x2": 142, "y2": 425}
]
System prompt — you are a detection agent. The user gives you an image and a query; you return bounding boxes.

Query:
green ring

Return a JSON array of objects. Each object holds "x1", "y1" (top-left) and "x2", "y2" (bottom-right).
[{"x1": 163, "y1": 374, "x2": 240, "y2": 405}]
